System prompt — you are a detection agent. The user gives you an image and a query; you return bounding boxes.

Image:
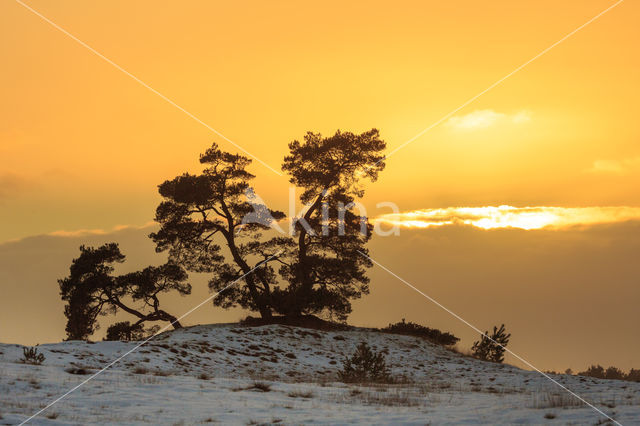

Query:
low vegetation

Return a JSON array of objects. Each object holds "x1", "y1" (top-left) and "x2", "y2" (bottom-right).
[
  {"x1": 232, "y1": 382, "x2": 273, "y2": 392},
  {"x1": 105, "y1": 321, "x2": 160, "y2": 341},
  {"x1": 531, "y1": 391, "x2": 585, "y2": 409},
  {"x1": 287, "y1": 390, "x2": 314, "y2": 398},
  {"x1": 381, "y1": 319, "x2": 459, "y2": 346},
  {"x1": 339, "y1": 341, "x2": 392, "y2": 383},
  {"x1": 471, "y1": 324, "x2": 510, "y2": 363},
  {"x1": 576, "y1": 365, "x2": 640, "y2": 382},
  {"x1": 20, "y1": 347, "x2": 45, "y2": 365},
  {"x1": 65, "y1": 367, "x2": 91, "y2": 375}
]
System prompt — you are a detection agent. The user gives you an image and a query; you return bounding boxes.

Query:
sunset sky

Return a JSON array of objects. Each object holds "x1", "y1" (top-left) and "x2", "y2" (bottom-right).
[{"x1": 1, "y1": 0, "x2": 639, "y2": 371}]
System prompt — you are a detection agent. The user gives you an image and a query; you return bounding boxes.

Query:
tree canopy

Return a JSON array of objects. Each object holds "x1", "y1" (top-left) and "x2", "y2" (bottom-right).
[
  {"x1": 60, "y1": 128, "x2": 387, "y2": 335},
  {"x1": 272, "y1": 129, "x2": 386, "y2": 320},
  {"x1": 59, "y1": 243, "x2": 189, "y2": 340},
  {"x1": 150, "y1": 143, "x2": 287, "y2": 319}
]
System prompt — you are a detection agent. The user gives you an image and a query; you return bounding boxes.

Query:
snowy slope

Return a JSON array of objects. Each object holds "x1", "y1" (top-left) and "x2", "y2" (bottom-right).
[{"x1": 1, "y1": 323, "x2": 638, "y2": 425}]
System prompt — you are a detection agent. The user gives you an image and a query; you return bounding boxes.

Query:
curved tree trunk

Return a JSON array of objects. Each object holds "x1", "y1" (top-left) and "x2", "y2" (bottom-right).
[
  {"x1": 114, "y1": 300, "x2": 183, "y2": 329},
  {"x1": 220, "y1": 202, "x2": 273, "y2": 319}
]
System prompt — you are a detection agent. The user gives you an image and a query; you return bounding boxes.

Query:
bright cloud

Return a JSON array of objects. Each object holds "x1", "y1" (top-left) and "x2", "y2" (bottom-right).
[
  {"x1": 47, "y1": 222, "x2": 156, "y2": 238},
  {"x1": 511, "y1": 110, "x2": 531, "y2": 124},
  {"x1": 445, "y1": 109, "x2": 530, "y2": 130},
  {"x1": 374, "y1": 206, "x2": 640, "y2": 231},
  {"x1": 587, "y1": 157, "x2": 640, "y2": 174}
]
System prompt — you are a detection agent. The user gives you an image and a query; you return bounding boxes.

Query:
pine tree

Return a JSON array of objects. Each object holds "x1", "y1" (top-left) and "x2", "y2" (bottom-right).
[
  {"x1": 151, "y1": 143, "x2": 286, "y2": 319},
  {"x1": 472, "y1": 324, "x2": 511, "y2": 363},
  {"x1": 59, "y1": 243, "x2": 189, "y2": 340},
  {"x1": 339, "y1": 341, "x2": 392, "y2": 383},
  {"x1": 276, "y1": 129, "x2": 386, "y2": 320}
]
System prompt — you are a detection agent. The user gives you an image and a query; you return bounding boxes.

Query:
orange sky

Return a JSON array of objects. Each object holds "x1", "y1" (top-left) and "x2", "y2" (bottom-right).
[
  {"x1": 1, "y1": 0, "x2": 639, "y2": 370},
  {"x1": 1, "y1": 0, "x2": 639, "y2": 241}
]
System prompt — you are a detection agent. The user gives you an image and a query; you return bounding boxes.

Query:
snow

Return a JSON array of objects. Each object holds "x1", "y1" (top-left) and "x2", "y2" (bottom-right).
[{"x1": 0, "y1": 323, "x2": 638, "y2": 425}]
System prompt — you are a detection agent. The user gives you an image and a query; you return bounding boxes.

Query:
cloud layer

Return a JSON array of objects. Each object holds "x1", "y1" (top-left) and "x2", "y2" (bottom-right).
[
  {"x1": 587, "y1": 157, "x2": 640, "y2": 174},
  {"x1": 445, "y1": 109, "x2": 531, "y2": 130},
  {"x1": 374, "y1": 205, "x2": 640, "y2": 230},
  {"x1": 0, "y1": 173, "x2": 32, "y2": 200}
]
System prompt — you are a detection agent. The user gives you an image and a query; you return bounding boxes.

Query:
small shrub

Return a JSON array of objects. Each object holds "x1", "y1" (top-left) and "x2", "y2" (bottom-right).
[
  {"x1": 65, "y1": 367, "x2": 91, "y2": 375},
  {"x1": 21, "y1": 347, "x2": 45, "y2": 365},
  {"x1": 105, "y1": 321, "x2": 157, "y2": 341},
  {"x1": 382, "y1": 319, "x2": 459, "y2": 346},
  {"x1": 288, "y1": 390, "x2": 314, "y2": 398},
  {"x1": 248, "y1": 382, "x2": 271, "y2": 392},
  {"x1": 198, "y1": 373, "x2": 210, "y2": 380},
  {"x1": 339, "y1": 342, "x2": 392, "y2": 383},
  {"x1": 133, "y1": 367, "x2": 149, "y2": 375},
  {"x1": 544, "y1": 413, "x2": 556, "y2": 419},
  {"x1": 472, "y1": 324, "x2": 510, "y2": 363}
]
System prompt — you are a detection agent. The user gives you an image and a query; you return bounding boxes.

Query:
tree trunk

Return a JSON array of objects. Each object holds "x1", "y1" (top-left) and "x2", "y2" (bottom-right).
[
  {"x1": 220, "y1": 200, "x2": 273, "y2": 319},
  {"x1": 158, "y1": 310, "x2": 183, "y2": 329},
  {"x1": 114, "y1": 300, "x2": 183, "y2": 330},
  {"x1": 294, "y1": 192, "x2": 325, "y2": 316}
]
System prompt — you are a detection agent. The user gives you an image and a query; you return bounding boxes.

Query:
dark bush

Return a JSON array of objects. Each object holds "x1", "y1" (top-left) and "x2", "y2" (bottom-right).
[
  {"x1": 105, "y1": 321, "x2": 159, "y2": 341},
  {"x1": 627, "y1": 368, "x2": 640, "y2": 382},
  {"x1": 382, "y1": 319, "x2": 459, "y2": 346},
  {"x1": 472, "y1": 324, "x2": 510, "y2": 363},
  {"x1": 249, "y1": 382, "x2": 271, "y2": 392},
  {"x1": 605, "y1": 366, "x2": 625, "y2": 380},
  {"x1": 21, "y1": 347, "x2": 45, "y2": 365},
  {"x1": 105, "y1": 322, "x2": 145, "y2": 341},
  {"x1": 577, "y1": 365, "x2": 640, "y2": 382},
  {"x1": 578, "y1": 365, "x2": 605, "y2": 379},
  {"x1": 339, "y1": 341, "x2": 392, "y2": 383},
  {"x1": 65, "y1": 367, "x2": 91, "y2": 375}
]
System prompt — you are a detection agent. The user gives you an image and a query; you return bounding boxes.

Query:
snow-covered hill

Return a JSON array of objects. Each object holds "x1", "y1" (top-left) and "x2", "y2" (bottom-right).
[{"x1": 1, "y1": 323, "x2": 638, "y2": 425}]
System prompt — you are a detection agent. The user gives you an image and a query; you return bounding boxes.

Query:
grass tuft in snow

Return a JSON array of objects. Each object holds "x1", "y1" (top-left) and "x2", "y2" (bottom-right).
[
  {"x1": 287, "y1": 390, "x2": 314, "y2": 398},
  {"x1": 531, "y1": 391, "x2": 586, "y2": 409}
]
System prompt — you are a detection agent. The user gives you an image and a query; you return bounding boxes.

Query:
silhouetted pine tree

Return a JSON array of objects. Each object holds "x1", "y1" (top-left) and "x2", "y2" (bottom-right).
[
  {"x1": 339, "y1": 341, "x2": 391, "y2": 383},
  {"x1": 472, "y1": 324, "x2": 511, "y2": 363},
  {"x1": 59, "y1": 243, "x2": 189, "y2": 340},
  {"x1": 150, "y1": 144, "x2": 286, "y2": 319},
  {"x1": 275, "y1": 129, "x2": 386, "y2": 321}
]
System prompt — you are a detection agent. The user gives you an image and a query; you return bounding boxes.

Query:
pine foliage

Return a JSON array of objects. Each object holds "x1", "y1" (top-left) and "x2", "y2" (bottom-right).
[
  {"x1": 472, "y1": 324, "x2": 511, "y2": 363},
  {"x1": 339, "y1": 341, "x2": 392, "y2": 383}
]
